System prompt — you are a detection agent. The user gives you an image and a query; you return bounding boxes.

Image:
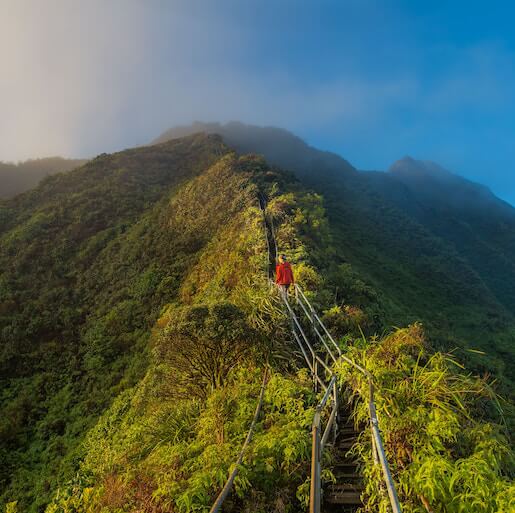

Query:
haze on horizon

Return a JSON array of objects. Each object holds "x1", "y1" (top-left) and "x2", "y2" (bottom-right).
[{"x1": 1, "y1": 0, "x2": 515, "y2": 204}]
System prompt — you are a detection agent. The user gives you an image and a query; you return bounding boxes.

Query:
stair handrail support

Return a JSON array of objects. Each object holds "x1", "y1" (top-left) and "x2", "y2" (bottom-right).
[{"x1": 292, "y1": 284, "x2": 402, "y2": 513}]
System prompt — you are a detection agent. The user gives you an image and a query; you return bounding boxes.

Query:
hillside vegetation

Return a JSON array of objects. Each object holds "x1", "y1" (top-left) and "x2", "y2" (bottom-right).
[
  {"x1": 1, "y1": 131, "x2": 513, "y2": 513},
  {"x1": 0, "y1": 135, "x2": 332, "y2": 511},
  {"x1": 0, "y1": 158, "x2": 88, "y2": 199},
  {"x1": 1, "y1": 135, "x2": 232, "y2": 510}
]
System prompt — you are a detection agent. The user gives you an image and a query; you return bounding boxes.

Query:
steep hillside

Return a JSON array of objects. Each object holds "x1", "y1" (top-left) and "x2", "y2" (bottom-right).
[
  {"x1": 0, "y1": 157, "x2": 88, "y2": 199},
  {"x1": 156, "y1": 123, "x2": 515, "y2": 391},
  {"x1": 1, "y1": 132, "x2": 513, "y2": 513},
  {"x1": 0, "y1": 134, "x2": 235, "y2": 510}
]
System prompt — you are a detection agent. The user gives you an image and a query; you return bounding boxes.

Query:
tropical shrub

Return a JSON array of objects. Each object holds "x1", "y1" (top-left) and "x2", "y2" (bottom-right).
[
  {"x1": 335, "y1": 324, "x2": 515, "y2": 513},
  {"x1": 153, "y1": 302, "x2": 260, "y2": 399}
]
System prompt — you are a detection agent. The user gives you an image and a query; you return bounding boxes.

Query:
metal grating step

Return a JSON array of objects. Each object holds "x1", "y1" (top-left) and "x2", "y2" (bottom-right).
[{"x1": 325, "y1": 483, "x2": 363, "y2": 505}]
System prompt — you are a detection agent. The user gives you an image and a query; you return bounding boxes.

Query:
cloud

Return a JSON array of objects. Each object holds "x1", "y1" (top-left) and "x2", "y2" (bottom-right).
[
  {"x1": 1, "y1": 0, "x2": 514, "y2": 193},
  {"x1": 0, "y1": 0, "x2": 418, "y2": 161},
  {"x1": 0, "y1": 0, "x2": 152, "y2": 160}
]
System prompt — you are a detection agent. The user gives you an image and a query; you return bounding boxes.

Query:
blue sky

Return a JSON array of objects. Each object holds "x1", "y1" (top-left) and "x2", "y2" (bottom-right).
[{"x1": 2, "y1": 0, "x2": 515, "y2": 204}]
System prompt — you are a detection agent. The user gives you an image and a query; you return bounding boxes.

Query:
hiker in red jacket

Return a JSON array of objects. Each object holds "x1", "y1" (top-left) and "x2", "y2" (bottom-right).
[{"x1": 275, "y1": 254, "x2": 295, "y2": 294}]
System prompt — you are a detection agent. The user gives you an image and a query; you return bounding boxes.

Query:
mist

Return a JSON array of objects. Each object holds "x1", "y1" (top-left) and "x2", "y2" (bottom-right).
[{"x1": 1, "y1": 0, "x2": 514, "y2": 204}]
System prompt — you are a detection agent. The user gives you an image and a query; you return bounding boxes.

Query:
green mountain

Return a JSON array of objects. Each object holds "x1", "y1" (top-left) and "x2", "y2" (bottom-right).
[
  {"x1": 156, "y1": 123, "x2": 515, "y2": 390},
  {"x1": 1, "y1": 129, "x2": 513, "y2": 512},
  {"x1": 384, "y1": 156, "x2": 515, "y2": 313},
  {"x1": 0, "y1": 158, "x2": 88, "y2": 199}
]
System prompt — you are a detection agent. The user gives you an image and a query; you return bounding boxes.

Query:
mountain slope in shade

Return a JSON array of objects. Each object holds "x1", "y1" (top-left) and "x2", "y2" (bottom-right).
[
  {"x1": 389, "y1": 156, "x2": 515, "y2": 217},
  {"x1": 0, "y1": 157, "x2": 88, "y2": 199},
  {"x1": 153, "y1": 121, "x2": 357, "y2": 181},
  {"x1": 372, "y1": 156, "x2": 515, "y2": 314}
]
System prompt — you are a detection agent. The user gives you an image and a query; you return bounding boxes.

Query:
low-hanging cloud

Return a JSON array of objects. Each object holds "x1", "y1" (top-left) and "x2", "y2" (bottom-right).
[
  {"x1": 0, "y1": 0, "x2": 418, "y2": 161},
  {"x1": 1, "y1": 0, "x2": 515, "y2": 208}
]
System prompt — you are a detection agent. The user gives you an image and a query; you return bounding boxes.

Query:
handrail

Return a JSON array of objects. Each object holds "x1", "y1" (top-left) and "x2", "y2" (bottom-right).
[
  {"x1": 295, "y1": 291, "x2": 338, "y2": 363},
  {"x1": 295, "y1": 286, "x2": 342, "y2": 358},
  {"x1": 310, "y1": 375, "x2": 338, "y2": 513},
  {"x1": 292, "y1": 284, "x2": 402, "y2": 513},
  {"x1": 259, "y1": 198, "x2": 401, "y2": 512},
  {"x1": 209, "y1": 367, "x2": 269, "y2": 513}
]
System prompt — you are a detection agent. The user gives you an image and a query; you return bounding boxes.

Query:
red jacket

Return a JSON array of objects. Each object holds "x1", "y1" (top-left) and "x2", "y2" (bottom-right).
[{"x1": 276, "y1": 261, "x2": 294, "y2": 285}]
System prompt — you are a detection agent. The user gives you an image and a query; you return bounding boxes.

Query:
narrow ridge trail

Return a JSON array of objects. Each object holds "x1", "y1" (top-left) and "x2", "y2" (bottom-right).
[{"x1": 259, "y1": 194, "x2": 364, "y2": 512}]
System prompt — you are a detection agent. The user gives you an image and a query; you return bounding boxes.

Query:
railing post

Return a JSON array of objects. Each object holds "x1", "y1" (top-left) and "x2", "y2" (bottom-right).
[
  {"x1": 313, "y1": 358, "x2": 318, "y2": 394},
  {"x1": 333, "y1": 380, "x2": 338, "y2": 444},
  {"x1": 310, "y1": 411, "x2": 322, "y2": 513}
]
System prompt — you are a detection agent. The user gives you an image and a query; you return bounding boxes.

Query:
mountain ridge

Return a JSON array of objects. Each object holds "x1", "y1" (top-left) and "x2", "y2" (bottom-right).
[
  {"x1": 154, "y1": 123, "x2": 515, "y2": 388},
  {"x1": 0, "y1": 157, "x2": 88, "y2": 199},
  {"x1": 0, "y1": 130, "x2": 513, "y2": 512}
]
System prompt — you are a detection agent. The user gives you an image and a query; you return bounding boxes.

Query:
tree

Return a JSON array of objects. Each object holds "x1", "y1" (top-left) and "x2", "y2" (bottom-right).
[{"x1": 154, "y1": 303, "x2": 259, "y2": 399}]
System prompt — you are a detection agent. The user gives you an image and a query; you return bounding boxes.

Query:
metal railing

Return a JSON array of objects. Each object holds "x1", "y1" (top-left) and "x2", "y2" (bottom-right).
[
  {"x1": 209, "y1": 367, "x2": 269, "y2": 513},
  {"x1": 259, "y1": 196, "x2": 401, "y2": 512},
  {"x1": 282, "y1": 284, "x2": 402, "y2": 513}
]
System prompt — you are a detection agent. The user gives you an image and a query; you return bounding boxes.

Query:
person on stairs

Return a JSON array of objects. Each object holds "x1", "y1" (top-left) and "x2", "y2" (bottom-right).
[{"x1": 275, "y1": 254, "x2": 295, "y2": 295}]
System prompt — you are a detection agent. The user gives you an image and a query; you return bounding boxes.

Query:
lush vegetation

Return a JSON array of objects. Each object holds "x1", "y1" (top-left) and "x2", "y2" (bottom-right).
[
  {"x1": 334, "y1": 325, "x2": 514, "y2": 513},
  {"x1": 1, "y1": 130, "x2": 514, "y2": 512},
  {"x1": 0, "y1": 136, "x2": 330, "y2": 512},
  {"x1": 0, "y1": 135, "x2": 242, "y2": 510}
]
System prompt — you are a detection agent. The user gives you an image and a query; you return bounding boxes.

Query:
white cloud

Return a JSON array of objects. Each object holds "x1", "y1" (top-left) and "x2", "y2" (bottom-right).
[
  {"x1": 0, "y1": 0, "x2": 418, "y2": 161},
  {"x1": 0, "y1": 0, "x2": 151, "y2": 160}
]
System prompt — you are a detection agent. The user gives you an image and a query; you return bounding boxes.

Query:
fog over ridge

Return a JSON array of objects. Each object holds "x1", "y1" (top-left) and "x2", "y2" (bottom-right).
[{"x1": 1, "y1": 1, "x2": 514, "y2": 203}]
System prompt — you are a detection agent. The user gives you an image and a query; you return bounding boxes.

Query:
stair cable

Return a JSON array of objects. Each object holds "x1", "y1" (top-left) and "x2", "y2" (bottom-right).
[{"x1": 209, "y1": 366, "x2": 269, "y2": 513}]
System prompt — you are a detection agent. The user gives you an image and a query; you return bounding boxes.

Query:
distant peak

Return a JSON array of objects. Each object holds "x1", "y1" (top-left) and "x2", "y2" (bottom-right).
[
  {"x1": 151, "y1": 121, "x2": 357, "y2": 180},
  {"x1": 389, "y1": 156, "x2": 453, "y2": 178},
  {"x1": 387, "y1": 155, "x2": 501, "y2": 212}
]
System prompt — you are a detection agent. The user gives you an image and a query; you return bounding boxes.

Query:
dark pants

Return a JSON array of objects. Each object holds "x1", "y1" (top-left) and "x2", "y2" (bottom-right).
[{"x1": 278, "y1": 283, "x2": 291, "y2": 295}]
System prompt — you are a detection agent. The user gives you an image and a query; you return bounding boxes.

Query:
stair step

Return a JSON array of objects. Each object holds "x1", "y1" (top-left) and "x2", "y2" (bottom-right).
[
  {"x1": 327, "y1": 483, "x2": 365, "y2": 492},
  {"x1": 333, "y1": 461, "x2": 360, "y2": 468},
  {"x1": 334, "y1": 459, "x2": 359, "y2": 466},
  {"x1": 333, "y1": 474, "x2": 362, "y2": 482},
  {"x1": 325, "y1": 489, "x2": 363, "y2": 505},
  {"x1": 335, "y1": 438, "x2": 356, "y2": 452},
  {"x1": 336, "y1": 433, "x2": 358, "y2": 443},
  {"x1": 337, "y1": 429, "x2": 357, "y2": 437}
]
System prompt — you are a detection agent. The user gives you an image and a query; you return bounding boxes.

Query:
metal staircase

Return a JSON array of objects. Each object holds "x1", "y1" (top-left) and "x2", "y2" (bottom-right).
[
  {"x1": 260, "y1": 196, "x2": 401, "y2": 513},
  {"x1": 209, "y1": 197, "x2": 402, "y2": 513},
  {"x1": 284, "y1": 283, "x2": 401, "y2": 513}
]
